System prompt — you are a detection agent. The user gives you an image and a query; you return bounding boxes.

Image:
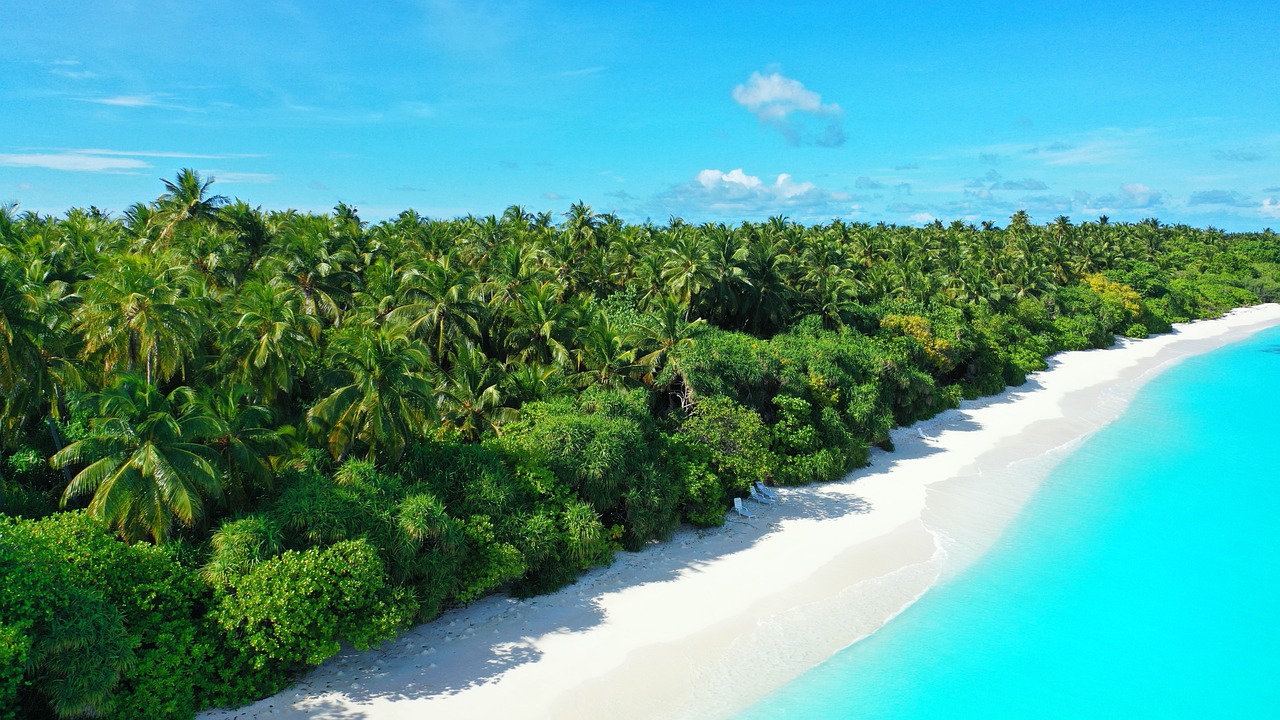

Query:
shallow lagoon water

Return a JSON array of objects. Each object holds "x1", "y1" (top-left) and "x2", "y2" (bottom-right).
[{"x1": 739, "y1": 325, "x2": 1280, "y2": 719}]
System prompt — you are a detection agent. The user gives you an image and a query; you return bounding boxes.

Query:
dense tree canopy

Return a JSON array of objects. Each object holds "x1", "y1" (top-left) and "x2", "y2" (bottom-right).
[{"x1": 2, "y1": 170, "x2": 1278, "y2": 718}]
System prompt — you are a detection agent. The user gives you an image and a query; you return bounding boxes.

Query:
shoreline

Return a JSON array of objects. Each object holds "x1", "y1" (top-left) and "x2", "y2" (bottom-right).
[{"x1": 201, "y1": 303, "x2": 1280, "y2": 720}]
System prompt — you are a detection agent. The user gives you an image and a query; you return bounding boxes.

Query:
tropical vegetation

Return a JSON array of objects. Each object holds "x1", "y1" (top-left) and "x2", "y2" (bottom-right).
[{"x1": 2, "y1": 171, "x2": 1278, "y2": 718}]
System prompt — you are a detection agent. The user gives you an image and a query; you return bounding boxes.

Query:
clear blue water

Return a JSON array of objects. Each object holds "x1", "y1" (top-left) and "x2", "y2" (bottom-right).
[{"x1": 739, "y1": 326, "x2": 1280, "y2": 719}]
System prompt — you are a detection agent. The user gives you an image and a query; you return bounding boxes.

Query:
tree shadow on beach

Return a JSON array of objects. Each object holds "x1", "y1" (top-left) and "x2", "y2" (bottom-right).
[{"x1": 202, "y1": 374, "x2": 1051, "y2": 720}]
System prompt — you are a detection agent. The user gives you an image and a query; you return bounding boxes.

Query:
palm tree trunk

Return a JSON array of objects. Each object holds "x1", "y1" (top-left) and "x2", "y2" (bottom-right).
[{"x1": 47, "y1": 415, "x2": 73, "y2": 485}]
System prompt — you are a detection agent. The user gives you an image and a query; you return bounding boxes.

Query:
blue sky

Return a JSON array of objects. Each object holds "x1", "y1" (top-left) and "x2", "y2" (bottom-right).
[{"x1": 2, "y1": 1, "x2": 1277, "y2": 229}]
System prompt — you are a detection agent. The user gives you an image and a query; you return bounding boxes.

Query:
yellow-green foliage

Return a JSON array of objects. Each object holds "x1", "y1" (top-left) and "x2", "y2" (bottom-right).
[
  {"x1": 1083, "y1": 273, "x2": 1144, "y2": 321},
  {"x1": 880, "y1": 313, "x2": 957, "y2": 374}
]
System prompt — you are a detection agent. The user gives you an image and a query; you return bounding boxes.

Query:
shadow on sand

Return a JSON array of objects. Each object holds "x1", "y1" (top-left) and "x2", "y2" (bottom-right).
[{"x1": 202, "y1": 377, "x2": 1041, "y2": 720}]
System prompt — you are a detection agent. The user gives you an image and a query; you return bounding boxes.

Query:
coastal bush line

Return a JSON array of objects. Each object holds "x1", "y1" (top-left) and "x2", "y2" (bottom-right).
[{"x1": 2, "y1": 170, "x2": 1277, "y2": 718}]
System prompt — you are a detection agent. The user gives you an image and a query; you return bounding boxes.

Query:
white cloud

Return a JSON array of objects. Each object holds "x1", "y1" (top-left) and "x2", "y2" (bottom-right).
[
  {"x1": 0, "y1": 148, "x2": 265, "y2": 175},
  {"x1": 657, "y1": 167, "x2": 851, "y2": 219},
  {"x1": 1212, "y1": 148, "x2": 1267, "y2": 162},
  {"x1": 558, "y1": 66, "x2": 606, "y2": 77},
  {"x1": 907, "y1": 212, "x2": 936, "y2": 225},
  {"x1": 0, "y1": 152, "x2": 150, "y2": 172},
  {"x1": 400, "y1": 101, "x2": 437, "y2": 118},
  {"x1": 82, "y1": 95, "x2": 162, "y2": 107},
  {"x1": 732, "y1": 71, "x2": 845, "y2": 147},
  {"x1": 1188, "y1": 190, "x2": 1252, "y2": 207},
  {"x1": 200, "y1": 171, "x2": 276, "y2": 184},
  {"x1": 53, "y1": 69, "x2": 97, "y2": 80},
  {"x1": 1091, "y1": 183, "x2": 1164, "y2": 210},
  {"x1": 1261, "y1": 198, "x2": 1280, "y2": 219},
  {"x1": 971, "y1": 130, "x2": 1143, "y2": 168},
  {"x1": 78, "y1": 148, "x2": 237, "y2": 159},
  {"x1": 1000, "y1": 177, "x2": 1048, "y2": 191}
]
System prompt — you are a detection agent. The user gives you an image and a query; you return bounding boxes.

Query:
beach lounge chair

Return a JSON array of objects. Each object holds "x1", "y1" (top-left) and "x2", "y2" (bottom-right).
[
  {"x1": 749, "y1": 485, "x2": 775, "y2": 504},
  {"x1": 732, "y1": 497, "x2": 757, "y2": 518},
  {"x1": 754, "y1": 481, "x2": 780, "y2": 501}
]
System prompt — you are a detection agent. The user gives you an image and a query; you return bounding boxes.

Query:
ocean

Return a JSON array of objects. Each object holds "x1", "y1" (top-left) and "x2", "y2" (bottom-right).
[{"x1": 738, "y1": 325, "x2": 1280, "y2": 719}]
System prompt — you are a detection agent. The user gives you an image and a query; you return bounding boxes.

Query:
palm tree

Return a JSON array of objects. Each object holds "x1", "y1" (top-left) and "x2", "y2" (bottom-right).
[
  {"x1": 571, "y1": 311, "x2": 638, "y2": 391},
  {"x1": 73, "y1": 253, "x2": 203, "y2": 384},
  {"x1": 254, "y1": 214, "x2": 359, "y2": 325},
  {"x1": 434, "y1": 348, "x2": 517, "y2": 441},
  {"x1": 737, "y1": 234, "x2": 796, "y2": 336},
  {"x1": 156, "y1": 168, "x2": 228, "y2": 242},
  {"x1": 501, "y1": 361, "x2": 567, "y2": 407},
  {"x1": 187, "y1": 385, "x2": 294, "y2": 512},
  {"x1": 698, "y1": 223, "x2": 747, "y2": 326},
  {"x1": 219, "y1": 279, "x2": 321, "y2": 404},
  {"x1": 660, "y1": 228, "x2": 712, "y2": 318},
  {"x1": 0, "y1": 254, "x2": 82, "y2": 457},
  {"x1": 388, "y1": 253, "x2": 482, "y2": 364},
  {"x1": 306, "y1": 322, "x2": 436, "y2": 462},
  {"x1": 632, "y1": 295, "x2": 703, "y2": 386},
  {"x1": 51, "y1": 379, "x2": 221, "y2": 543},
  {"x1": 503, "y1": 280, "x2": 575, "y2": 366}
]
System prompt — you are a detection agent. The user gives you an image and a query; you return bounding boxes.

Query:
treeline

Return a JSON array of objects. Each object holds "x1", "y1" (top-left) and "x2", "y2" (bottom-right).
[{"x1": 2, "y1": 170, "x2": 1278, "y2": 718}]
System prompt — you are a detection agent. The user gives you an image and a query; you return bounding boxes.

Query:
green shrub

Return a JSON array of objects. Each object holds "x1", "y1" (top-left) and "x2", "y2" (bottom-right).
[
  {"x1": 0, "y1": 514, "x2": 138, "y2": 719},
  {"x1": 212, "y1": 539, "x2": 414, "y2": 670},
  {"x1": 679, "y1": 396, "x2": 776, "y2": 493},
  {"x1": 1123, "y1": 323, "x2": 1150, "y2": 339},
  {"x1": 0, "y1": 622, "x2": 29, "y2": 720}
]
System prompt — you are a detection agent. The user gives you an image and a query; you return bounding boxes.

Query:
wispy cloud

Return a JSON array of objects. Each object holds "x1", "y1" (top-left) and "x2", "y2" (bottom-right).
[
  {"x1": 0, "y1": 148, "x2": 264, "y2": 174},
  {"x1": 0, "y1": 152, "x2": 150, "y2": 173},
  {"x1": 1260, "y1": 198, "x2": 1280, "y2": 219},
  {"x1": 1212, "y1": 148, "x2": 1267, "y2": 162},
  {"x1": 1000, "y1": 177, "x2": 1048, "y2": 191},
  {"x1": 1188, "y1": 190, "x2": 1253, "y2": 207},
  {"x1": 200, "y1": 171, "x2": 276, "y2": 184},
  {"x1": 961, "y1": 170, "x2": 1047, "y2": 193},
  {"x1": 971, "y1": 130, "x2": 1141, "y2": 168},
  {"x1": 73, "y1": 94, "x2": 203, "y2": 112},
  {"x1": 52, "y1": 70, "x2": 97, "y2": 80},
  {"x1": 1088, "y1": 183, "x2": 1164, "y2": 211},
  {"x1": 1025, "y1": 139, "x2": 1127, "y2": 166},
  {"x1": 400, "y1": 101, "x2": 436, "y2": 119},
  {"x1": 78, "y1": 148, "x2": 252, "y2": 159},
  {"x1": 558, "y1": 66, "x2": 606, "y2": 77},
  {"x1": 80, "y1": 95, "x2": 162, "y2": 108},
  {"x1": 45, "y1": 59, "x2": 97, "y2": 80},
  {"x1": 732, "y1": 71, "x2": 845, "y2": 147}
]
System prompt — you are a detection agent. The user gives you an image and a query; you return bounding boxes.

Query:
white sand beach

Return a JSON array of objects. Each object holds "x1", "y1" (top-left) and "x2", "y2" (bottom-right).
[{"x1": 201, "y1": 304, "x2": 1280, "y2": 720}]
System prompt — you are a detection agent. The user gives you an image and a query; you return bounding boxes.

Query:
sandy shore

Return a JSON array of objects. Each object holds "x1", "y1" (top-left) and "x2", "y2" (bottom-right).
[{"x1": 201, "y1": 304, "x2": 1280, "y2": 720}]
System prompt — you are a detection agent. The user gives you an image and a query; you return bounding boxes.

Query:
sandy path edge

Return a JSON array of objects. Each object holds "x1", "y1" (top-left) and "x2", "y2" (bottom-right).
[{"x1": 200, "y1": 304, "x2": 1280, "y2": 720}]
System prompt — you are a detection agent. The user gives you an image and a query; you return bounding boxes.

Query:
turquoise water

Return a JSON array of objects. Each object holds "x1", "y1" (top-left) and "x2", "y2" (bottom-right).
[{"x1": 739, "y1": 326, "x2": 1280, "y2": 719}]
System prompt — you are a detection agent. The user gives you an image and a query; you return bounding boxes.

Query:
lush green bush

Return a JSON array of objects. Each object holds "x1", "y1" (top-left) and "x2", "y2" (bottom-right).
[
  {"x1": 0, "y1": 621, "x2": 28, "y2": 720},
  {"x1": 503, "y1": 389, "x2": 650, "y2": 512},
  {"x1": 211, "y1": 539, "x2": 414, "y2": 670},
  {"x1": 662, "y1": 433, "x2": 727, "y2": 527},
  {"x1": 678, "y1": 396, "x2": 776, "y2": 493},
  {"x1": 0, "y1": 513, "x2": 193, "y2": 719}
]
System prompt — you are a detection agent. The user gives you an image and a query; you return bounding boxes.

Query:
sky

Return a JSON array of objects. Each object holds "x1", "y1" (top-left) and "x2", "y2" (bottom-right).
[{"x1": 1, "y1": 0, "x2": 1278, "y2": 229}]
